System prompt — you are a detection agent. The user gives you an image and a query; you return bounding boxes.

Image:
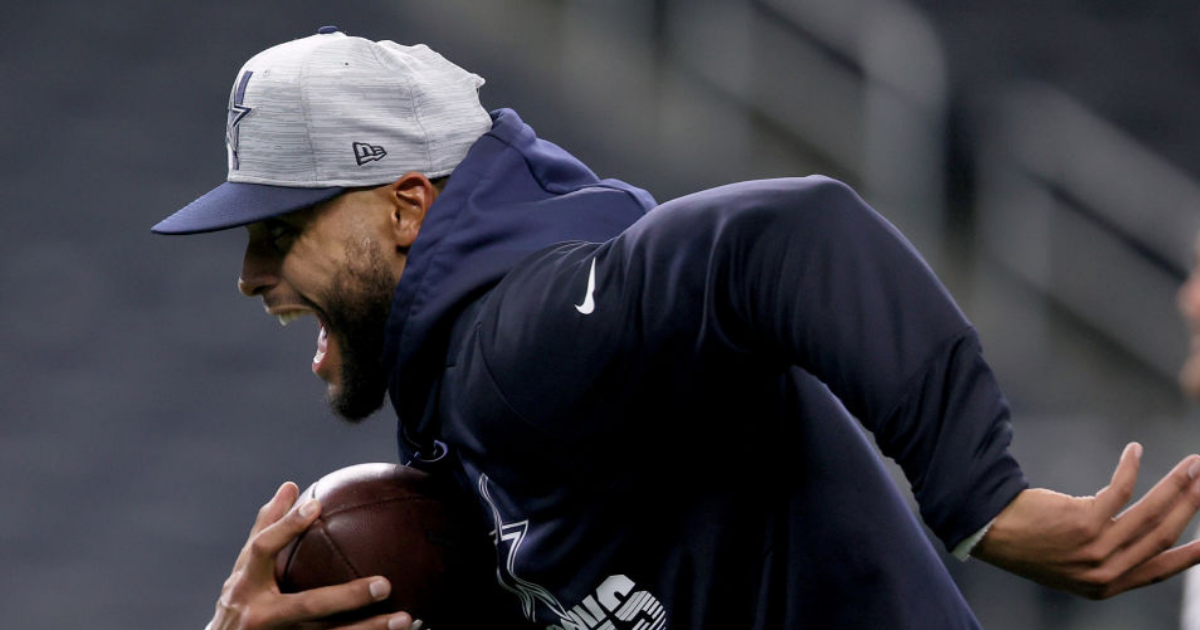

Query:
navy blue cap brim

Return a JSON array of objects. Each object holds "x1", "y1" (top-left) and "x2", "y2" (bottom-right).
[{"x1": 152, "y1": 181, "x2": 344, "y2": 235}]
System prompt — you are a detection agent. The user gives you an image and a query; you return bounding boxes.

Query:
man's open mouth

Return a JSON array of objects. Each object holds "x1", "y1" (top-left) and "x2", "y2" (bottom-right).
[{"x1": 267, "y1": 304, "x2": 334, "y2": 379}]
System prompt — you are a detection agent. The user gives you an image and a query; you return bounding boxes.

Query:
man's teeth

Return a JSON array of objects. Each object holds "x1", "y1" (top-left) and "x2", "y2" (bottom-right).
[{"x1": 277, "y1": 312, "x2": 304, "y2": 326}]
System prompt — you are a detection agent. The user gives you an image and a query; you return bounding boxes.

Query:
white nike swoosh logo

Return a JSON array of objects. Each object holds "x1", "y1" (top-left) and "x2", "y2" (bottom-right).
[{"x1": 575, "y1": 258, "x2": 597, "y2": 315}]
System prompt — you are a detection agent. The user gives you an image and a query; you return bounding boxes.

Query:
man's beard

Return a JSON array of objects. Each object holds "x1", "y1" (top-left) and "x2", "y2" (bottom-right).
[{"x1": 322, "y1": 241, "x2": 396, "y2": 422}]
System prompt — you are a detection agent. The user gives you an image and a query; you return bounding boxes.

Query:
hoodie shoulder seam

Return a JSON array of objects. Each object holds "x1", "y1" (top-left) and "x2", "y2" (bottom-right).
[{"x1": 485, "y1": 124, "x2": 653, "y2": 211}]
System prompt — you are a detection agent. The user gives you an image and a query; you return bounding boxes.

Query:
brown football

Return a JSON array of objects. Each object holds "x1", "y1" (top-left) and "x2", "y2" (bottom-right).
[{"x1": 274, "y1": 462, "x2": 488, "y2": 626}]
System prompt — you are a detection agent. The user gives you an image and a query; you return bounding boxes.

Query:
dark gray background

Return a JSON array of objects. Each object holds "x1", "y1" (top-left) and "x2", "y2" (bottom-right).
[{"x1": 6, "y1": 1, "x2": 1200, "y2": 628}]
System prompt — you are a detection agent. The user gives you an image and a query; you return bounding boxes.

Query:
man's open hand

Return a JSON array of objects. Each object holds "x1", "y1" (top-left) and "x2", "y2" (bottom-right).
[
  {"x1": 974, "y1": 443, "x2": 1200, "y2": 599},
  {"x1": 205, "y1": 482, "x2": 417, "y2": 630}
]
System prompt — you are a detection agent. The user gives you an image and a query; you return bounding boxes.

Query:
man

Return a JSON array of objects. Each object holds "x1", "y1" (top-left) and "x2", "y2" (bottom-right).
[{"x1": 157, "y1": 28, "x2": 1200, "y2": 630}]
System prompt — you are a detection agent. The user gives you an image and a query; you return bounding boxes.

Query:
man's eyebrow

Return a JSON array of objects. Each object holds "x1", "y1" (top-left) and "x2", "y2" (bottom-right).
[{"x1": 263, "y1": 216, "x2": 304, "y2": 229}]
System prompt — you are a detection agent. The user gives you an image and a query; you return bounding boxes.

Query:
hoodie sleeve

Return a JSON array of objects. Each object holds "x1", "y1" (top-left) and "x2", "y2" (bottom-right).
[{"x1": 480, "y1": 176, "x2": 1028, "y2": 551}]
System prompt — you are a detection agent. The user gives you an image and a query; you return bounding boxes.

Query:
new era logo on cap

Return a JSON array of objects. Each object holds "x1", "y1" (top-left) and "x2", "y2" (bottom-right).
[{"x1": 353, "y1": 142, "x2": 387, "y2": 166}]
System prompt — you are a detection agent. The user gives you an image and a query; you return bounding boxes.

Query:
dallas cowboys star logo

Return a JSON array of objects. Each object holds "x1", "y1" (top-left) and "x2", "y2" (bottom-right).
[{"x1": 226, "y1": 70, "x2": 254, "y2": 170}]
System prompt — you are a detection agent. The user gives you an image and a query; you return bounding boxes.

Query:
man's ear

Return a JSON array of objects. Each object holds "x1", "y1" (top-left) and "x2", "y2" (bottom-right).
[{"x1": 387, "y1": 171, "x2": 440, "y2": 249}]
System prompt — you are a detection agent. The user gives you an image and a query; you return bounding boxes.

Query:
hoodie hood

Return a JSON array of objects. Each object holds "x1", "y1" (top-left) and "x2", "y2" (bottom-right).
[{"x1": 383, "y1": 108, "x2": 655, "y2": 432}]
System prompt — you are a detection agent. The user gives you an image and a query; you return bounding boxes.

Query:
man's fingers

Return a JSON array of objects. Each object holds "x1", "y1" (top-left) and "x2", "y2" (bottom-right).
[
  {"x1": 1104, "y1": 455, "x2": 1200, "y2": 547},
  {"x1": 273, "y1": 576, "x2": 393, "y2": 625},
  {"x1": 326, "y1": 610, "x2": 416, "y2": 630},
  {"x1": 1104, "y1": 537, "x2": 1200, "y2": 598},
  {"x1": 249, "y1": 496, "x2": 322, "y2": 562},
  {"x1": 1093, "y1": 443, "x2": 1142, "y2": 518},
  {"x1": 232, "y1": 482, "x2": 301, "y2": 572},
  {"x1": 1104, "y1": 471, "x2": 1200, "y2": 576},
  {"x1": 251, "y1": 481, "x2": 301, "y2": 537},
  {"x1": 294, "y1": 611, "x2": 415, "y2": 630}
]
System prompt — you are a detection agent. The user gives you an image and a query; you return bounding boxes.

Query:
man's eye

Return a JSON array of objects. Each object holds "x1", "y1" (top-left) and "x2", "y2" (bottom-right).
[{"x1": 265, "y1": 224, "x2": 296, "y2": 250}]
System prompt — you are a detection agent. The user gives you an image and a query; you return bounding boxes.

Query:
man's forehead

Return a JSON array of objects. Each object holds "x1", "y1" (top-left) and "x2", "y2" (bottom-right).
[{"x1": 246, "y1": 184, "x2": 398, "y2": 235}]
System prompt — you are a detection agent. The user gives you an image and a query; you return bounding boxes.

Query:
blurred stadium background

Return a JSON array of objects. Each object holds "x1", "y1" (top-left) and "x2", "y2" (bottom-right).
[{"x1": 4, "y1": 1, "x2": 1200, "y2": 628}]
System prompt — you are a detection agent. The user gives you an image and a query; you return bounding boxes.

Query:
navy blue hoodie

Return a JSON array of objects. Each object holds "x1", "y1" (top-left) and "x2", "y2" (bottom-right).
[{"x1": 384, "y1": 109, "x2": 1028, "y2": 628}]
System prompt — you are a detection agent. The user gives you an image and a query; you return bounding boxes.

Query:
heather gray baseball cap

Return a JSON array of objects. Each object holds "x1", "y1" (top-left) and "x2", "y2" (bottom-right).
[{"x1": 153, "y1": 26, "x2": 491, "y2": 235}]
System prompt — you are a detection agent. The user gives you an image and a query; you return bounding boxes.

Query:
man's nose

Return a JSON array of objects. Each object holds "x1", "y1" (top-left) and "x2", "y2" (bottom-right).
[
  {"x1": 238, "y1": 242, "x2": 280, "y2": 297},
  {"x1": 237, "y1": 275, "x2": 263, "y2": 297}
]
